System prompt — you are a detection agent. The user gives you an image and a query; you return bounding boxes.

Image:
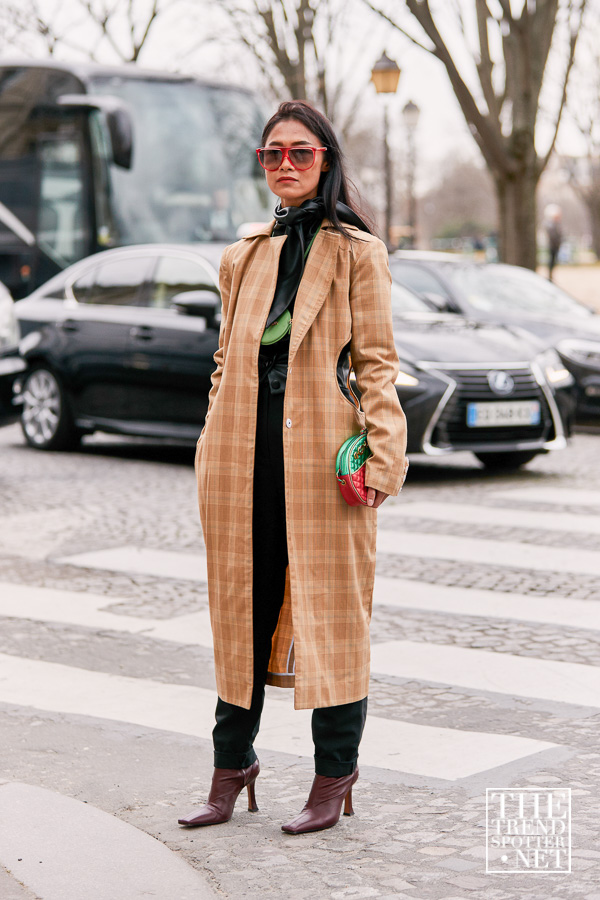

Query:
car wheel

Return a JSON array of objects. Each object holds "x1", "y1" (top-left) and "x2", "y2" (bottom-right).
[
  {"x1": 20, "y1": 366, "x2": 82, "y2": 451},
  {"x1": 475, "y1": 450, "x2": 540, "y2": 471}
]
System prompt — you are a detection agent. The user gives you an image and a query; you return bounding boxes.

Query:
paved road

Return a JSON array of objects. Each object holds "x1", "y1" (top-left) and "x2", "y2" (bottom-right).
[{"x1": 0, "y1": 421, "x2": 599, "y2": 898}]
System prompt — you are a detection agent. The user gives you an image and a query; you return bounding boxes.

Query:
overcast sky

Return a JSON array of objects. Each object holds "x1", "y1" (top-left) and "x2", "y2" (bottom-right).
[{"x1": 4, "y1": 0, "x2": 593, "y2": 193}]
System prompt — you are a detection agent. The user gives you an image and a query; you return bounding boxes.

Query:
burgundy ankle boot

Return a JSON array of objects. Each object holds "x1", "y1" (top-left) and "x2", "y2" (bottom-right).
[
  {"x1": 281, "y1": 768, "x2": 359, "y2": 835},
  {"x1": 178, "y1": 759, "x2": 260, "y2": 826}
]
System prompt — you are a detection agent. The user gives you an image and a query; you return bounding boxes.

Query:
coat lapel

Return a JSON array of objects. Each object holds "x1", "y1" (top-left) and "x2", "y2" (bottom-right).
[
  {"x1": 238, "y1": 228, "x2": 287, "y2": 333},
  {"x1": 289, "y1": 225, "x2": 339, "y2": 365}
]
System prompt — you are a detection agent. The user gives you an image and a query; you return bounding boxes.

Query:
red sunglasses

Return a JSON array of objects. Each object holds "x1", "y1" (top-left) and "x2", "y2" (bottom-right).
[{"x1": 256, "y1": 146, "x2": 327, "y2": 171}]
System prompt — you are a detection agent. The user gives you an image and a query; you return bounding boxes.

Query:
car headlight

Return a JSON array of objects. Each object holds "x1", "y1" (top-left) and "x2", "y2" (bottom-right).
[
  {"x1": 0, "y1": 292, "x2": 19, "y2": 349},
  {"x1": 350, "y1": 368, "x2": 420, "y2": 387},
  {"x1": 395, "y1": 369, "x2": 420, "y2": 387},
  {"x1": 536, "y1": 348, "x2": 573, "y2": 386},
  {"x1": 557, "y1": 338, "x2": 600, "y2": 369}
]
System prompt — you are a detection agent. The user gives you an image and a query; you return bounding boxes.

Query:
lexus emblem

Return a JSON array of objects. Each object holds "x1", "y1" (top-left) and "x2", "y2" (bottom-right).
[{"x1": 488, "y1": 370, "x2": 515, "y2": 395}]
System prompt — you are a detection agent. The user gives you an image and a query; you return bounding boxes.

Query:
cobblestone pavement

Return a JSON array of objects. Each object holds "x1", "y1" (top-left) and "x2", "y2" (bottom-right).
[
  {"x1": 548, "y1": 265, "x2": 600, "y2": 310},
  {"x1": 1, "y1": 422, "x2": 600, "y2": 899}
]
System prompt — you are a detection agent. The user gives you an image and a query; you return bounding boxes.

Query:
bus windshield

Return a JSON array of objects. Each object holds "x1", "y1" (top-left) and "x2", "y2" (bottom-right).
[{"x1": 89, "y1": 76, "x2": 271, "y2": 244}]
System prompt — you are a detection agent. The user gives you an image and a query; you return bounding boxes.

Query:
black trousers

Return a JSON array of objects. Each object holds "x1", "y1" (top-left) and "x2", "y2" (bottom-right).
[{"x1": 213, "y1": 376, "x2": 368, "y2": 777}]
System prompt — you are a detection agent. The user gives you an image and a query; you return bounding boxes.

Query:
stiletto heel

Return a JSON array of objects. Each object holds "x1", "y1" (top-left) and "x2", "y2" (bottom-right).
[
  {"x1": 178, "y1": 759, "x2": 260, "y2": 826},
  {"x1": 247, "y1": 778, "x2": 259, "y2": 812},
  {"x1": 343, "y1": 787, "x2": 354, "y2": 816}
]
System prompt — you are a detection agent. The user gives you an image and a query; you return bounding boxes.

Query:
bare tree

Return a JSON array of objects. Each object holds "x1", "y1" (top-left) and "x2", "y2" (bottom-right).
[
  {"x1": 568, "y1": 161, "x2": 600, "y2": 260},
  {"x1": 213, "y1": 0, "x2": 369, "y2": 135},
  {"x1": 564, "y1": 6, "x2": 600, "y2": 258},
  {"x1": 419, "y1": 156, "x2": 497, "y2": 245},
  {"x1": 364, "y1": 0, "x2": 587, "y2": 269},
  {"x1": 0, "y1": 0, "x2": 172, "y2": 62}
]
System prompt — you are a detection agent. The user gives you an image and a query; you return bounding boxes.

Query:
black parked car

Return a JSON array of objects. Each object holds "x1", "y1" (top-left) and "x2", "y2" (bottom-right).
[
  {"x1": 390, "y1": 254, "x2": 600, "y2": 425},
  {"x1": 375, "y1": 282, "x2": 573, "y2": 468},
  {"x1": 13, "y1": 244, "x2": 225, "y2": 447},
  {"x1": 0, "y1": 279, "x2": 26, "y2": 425},
  {"x1": 9, "y1": 245, "x2": 574, "y2": 470}
]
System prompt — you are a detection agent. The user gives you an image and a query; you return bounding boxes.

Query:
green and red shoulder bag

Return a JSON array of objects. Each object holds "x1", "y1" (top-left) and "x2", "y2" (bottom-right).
[{"x1": 335, "y1": 428, "x2": 372, "y2": 506}]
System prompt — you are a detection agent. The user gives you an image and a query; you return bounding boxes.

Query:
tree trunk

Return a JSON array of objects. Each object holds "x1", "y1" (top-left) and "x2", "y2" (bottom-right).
[
  {"x1": 585, "y1": 194, "x2": 600, "y2": 260},
  {"x1": 494, "y1": 168, "x2": 538, "y2": 269}
]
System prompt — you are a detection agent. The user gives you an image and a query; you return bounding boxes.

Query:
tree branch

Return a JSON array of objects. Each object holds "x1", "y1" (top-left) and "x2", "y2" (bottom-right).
[
  {"x1": 539, "y1": 1, "x2": 587, "y2": 174},
  {"x1": 475, "y1": 0, "x2": 501, "y2": 120},
  {"x1": 222, "y1": 5, "x2": 283, "y2": 97},
  {"x1": 77, "y1": 0, "x2": 127, "y2": 60},
  {"x1": 130, "y1": 0, "x2": 160, "y2": 61},
  {"x1": 404, "y1": 0, "x2": 511, "y2": 175},
  {"x1": 528, "y1": 0, "x2": 560, "y2": 111},
  {"x1": 496, "y1": 0, "x2": 514, "y2": 21},
  {"x1": 255, "y1": 1, "x2": 299, "y2": 97},
  {"x1": 361, "y1": 0, "x2": 435, "y2": 54}
]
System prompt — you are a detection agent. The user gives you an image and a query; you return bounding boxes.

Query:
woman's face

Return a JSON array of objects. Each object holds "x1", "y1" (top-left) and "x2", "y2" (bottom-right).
[{"x1": 262, "y1": 118, "x2": 329, "y2": 208}]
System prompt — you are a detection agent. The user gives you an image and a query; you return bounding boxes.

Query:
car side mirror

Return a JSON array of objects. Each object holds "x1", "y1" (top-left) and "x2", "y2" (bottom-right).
[
  {"x1": 57, "y1": 94, "x2": 134, "y2": 169},
  {"x1": 422, "y1": 291, "x2": 451, "y2": 311},
  {"x1": 170, "y1": 290, "x2": 220, "y2": 326},
  {"x1": 105, "y1": 107, "x2": 133, "y2": 169}
]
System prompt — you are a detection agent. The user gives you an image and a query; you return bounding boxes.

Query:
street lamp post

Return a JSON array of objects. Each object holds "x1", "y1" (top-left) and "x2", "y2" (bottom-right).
[
  {"x1": 371, "y1": 52, "x2": 401, "y2": 250},
  {"x1": 402, "y1": 100, "x2": 420, "y2": 249}
]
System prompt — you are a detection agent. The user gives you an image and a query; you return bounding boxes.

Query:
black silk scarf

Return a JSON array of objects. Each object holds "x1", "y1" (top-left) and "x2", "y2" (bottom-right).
[{"x1": 265, "y1": 196, "x2": 371, "y2": 328}]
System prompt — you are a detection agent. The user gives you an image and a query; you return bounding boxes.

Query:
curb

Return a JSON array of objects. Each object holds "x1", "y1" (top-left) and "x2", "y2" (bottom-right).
[{"x1": 0, "y1": 782, "x2": 215, "y2": 900}]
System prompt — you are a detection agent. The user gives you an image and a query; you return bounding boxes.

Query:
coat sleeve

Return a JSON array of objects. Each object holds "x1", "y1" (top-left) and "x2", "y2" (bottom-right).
[
  {"x1": 349, "y1": 236, "x2": 408, "y2": 496},
  {"x1": 200, "y1": 246, "x2": 233, "y2": 433}
]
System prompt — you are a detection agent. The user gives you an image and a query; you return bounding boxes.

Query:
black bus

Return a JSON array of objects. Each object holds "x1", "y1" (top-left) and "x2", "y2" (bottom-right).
[{"x1": 0, "y1": 60, "x2": 271, "y2": 297}]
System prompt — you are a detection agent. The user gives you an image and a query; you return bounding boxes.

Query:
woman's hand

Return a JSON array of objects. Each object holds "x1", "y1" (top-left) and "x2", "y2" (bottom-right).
[{"x1": 366, "y1": 486, "x2": 389, "y2": 508}]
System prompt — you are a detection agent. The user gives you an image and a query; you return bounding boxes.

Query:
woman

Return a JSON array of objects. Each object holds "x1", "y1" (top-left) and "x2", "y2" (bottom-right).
[{"x1": 178, "y1": 100, "x2": 408, "y2": 835}]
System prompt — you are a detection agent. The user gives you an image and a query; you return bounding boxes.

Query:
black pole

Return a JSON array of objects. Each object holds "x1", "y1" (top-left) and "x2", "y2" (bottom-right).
[
  {"x1": 383, "y1": 101, "x2": 392, "y2": 250},
  {"x1": 407, "y1": 127, "x2": 416, "y2": 249}
]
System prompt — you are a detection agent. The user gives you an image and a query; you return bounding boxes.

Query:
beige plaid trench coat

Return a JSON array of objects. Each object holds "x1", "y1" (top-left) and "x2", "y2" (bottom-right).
[{"x1": 195, "y1": 217, "x2": 407, "y2": 710}]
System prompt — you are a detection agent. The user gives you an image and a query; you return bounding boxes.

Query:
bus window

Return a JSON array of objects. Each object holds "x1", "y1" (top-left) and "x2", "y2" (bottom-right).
[
  {"x1": 0, "y1": 66, "x2": 95, "y2": 295},
  {"x1": 38, "y1": 137, "x2": 88, "y2": 267},
  {"x1": 88, "y1": 110, "x2": 117, "y2": 249},
  {"x1": 0, "y1": 63, "x2": 271, "y2": 296},
  {"x1": 89, "y1": 76, "x2": 271, "y2": 244}
]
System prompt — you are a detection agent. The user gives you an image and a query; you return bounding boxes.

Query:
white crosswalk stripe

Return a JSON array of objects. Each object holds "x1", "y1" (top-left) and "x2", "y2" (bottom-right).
[
  {"x1": 58, "y1": 527, "x2": 600, "y2": 582},
  {"x1": 57, "y1": 546, "x2": 208, "y2": 582},
  {"x1": 374, "y1": 577, "x2": 600, "y2": 631},
  {"x1": 5, "y1": 577, "x2": 600, "y2": 638},
  {"x1": 370, "y1": 641, "x2": 600, "y2": 708},
  {"x1": 376, "y1": 529, "x2": 600, "y2": 575},
  {"x1": 380, "y1": 499, "x2": 600, "y2": 535},
  {"x1": 0, "y1": 582, "x2": 213, "y2": 647},
  {"x1": 0, "y1": 653, "x2": 557, "y2": 781},
  {"x1": 491, "y1": 487, "x2": 600, "y2": 507},
  {"x1": 2, "y1": 485, "x2": 599, "y2": 781}
]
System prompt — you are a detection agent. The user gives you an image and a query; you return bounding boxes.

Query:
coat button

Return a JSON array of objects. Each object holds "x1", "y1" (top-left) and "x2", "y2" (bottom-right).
[
  {"x1": 286, "y1": 418, "x2": 292, "y2": 428},
  {"x1": 272, "y1": 380, "x2": 280, "y2": 389}
]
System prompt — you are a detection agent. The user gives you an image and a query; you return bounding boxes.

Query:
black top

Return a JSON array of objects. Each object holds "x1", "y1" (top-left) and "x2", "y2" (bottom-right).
[
  {"x1": 258, "y1": 200, "x2": 323, "y2": 395},
  {"x1": 257, "y1": 329, "x2": 292, "y2": 395}
]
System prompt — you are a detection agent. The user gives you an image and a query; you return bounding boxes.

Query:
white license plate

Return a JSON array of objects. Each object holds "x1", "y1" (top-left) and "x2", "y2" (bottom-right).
[{"x1": 466, "y1": 400, "x2": 541, "y2": 428}]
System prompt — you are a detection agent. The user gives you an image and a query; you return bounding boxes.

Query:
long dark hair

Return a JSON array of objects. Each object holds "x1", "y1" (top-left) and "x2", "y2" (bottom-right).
[{"x1": 261, "y1": 100, "x2": 377, "y2": 241}]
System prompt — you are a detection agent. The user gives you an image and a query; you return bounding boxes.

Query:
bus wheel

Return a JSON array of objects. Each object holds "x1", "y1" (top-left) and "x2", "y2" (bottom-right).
[{"x1": 20, "y1": 366, "x2": 82, "y2": 451}]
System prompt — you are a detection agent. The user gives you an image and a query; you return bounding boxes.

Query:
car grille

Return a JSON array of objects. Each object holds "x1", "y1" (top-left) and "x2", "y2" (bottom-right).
[{"x1": 431, "y1": 366, "x2": 553, "y2": 448}]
